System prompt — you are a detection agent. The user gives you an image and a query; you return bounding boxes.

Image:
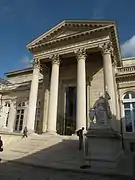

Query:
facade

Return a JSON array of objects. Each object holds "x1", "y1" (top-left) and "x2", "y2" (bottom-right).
[{"x1": 0, "y1": 20, "x2": 135, "y2": 151}]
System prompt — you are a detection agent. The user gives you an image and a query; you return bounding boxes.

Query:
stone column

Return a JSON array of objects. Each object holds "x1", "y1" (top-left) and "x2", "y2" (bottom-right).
[
  {"x1": 86, "y1": 79, "x2": 91, "y2": 130},
  {"x1": 75, "y1": 48, "x2": 87, "y2": 130},
  {"x1": 27, "y1": 59, "x2": 40, "y2": 132},
  {"x1": 100, "y1": 42, "x2": 117, "y2": 129},
  {"x1": 7, "y1": 99, "x2": 16, "y2": 132},
  {"x1": 39, "y1": 66, "x2": 50, "y2": 133},
  {"x1": 47, "y1": 55, "x2": 60, "y2": 133}
]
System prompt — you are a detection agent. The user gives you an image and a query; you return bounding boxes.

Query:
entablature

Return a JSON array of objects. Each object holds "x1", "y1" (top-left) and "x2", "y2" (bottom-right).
[{"x1": 34, "y1": 37, "x2": 110, "y2": 61}]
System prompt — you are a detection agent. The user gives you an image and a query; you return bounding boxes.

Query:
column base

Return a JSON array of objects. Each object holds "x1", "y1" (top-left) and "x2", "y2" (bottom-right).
[
  {"x1": 27, "y1": 129, "x2": 35, "y2": 134},
  {"x1": 46, "y1": 130, "x2": 57, "y2": 135}
]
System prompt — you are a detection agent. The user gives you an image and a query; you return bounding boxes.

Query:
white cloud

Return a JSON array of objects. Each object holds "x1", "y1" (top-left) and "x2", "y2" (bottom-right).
[
  {"x1": 20, "y1": 56, "x2": 32, "y2": 68},
  {"x1": 121, "y1": 35, "x2": 135, "y2": 58}
]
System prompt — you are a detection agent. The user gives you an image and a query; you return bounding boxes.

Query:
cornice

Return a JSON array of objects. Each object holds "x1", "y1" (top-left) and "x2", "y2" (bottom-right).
[
  {"x1": 116, "y1": 66, "x2": 135, "y2": 81},
  {"x1": 116, "y1": 74, "x2": 135, "y2": 83},
  {"x1": 0, "y1": 79, "x2": 43, "y2": 93},
  {"x1": 117, "y1": 81, "x2": 135, "y2": 89},
  {"x1": 30, "y1": 25, "x2": 113, "y2": 50},
  {"x1": 27, "y1": 20, "x2": 115, "y2": 48},
  {"x1": 29, "y1": 25, "x2": 121, "y2": 66}
]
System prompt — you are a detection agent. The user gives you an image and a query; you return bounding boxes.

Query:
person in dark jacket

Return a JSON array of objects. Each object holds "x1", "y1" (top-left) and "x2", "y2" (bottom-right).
[
  {"x1": 77, "y1": 127, "x2": 84, "y2": 150},
  {"x1": 23, "y1": 127, "x2": 28, "y2": 138},
  {"x1": 0, "y1": 136, "x2": 3, "y2": 151}
]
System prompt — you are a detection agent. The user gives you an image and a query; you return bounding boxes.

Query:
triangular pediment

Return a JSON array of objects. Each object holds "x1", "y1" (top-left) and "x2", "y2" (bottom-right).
[{"x1": 27, "y1": 20, "x2": 115, "y2": 48}]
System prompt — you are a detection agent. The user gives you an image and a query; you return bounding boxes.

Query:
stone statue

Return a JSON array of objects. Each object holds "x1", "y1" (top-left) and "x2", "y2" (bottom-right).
[{"x1": 90, "y1": 91, "x2": 112, "y2": 128}]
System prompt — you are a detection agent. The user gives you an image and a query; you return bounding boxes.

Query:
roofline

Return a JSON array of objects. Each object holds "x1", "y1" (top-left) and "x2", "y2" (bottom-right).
[
  {"x1": 27, "y1": 20, "x2": 65, "y2": 48},
  {"x1": 5, "y1": 67, "x2": 33, "y2": 77},
  {"x1": 64, "y1": 19, "x2": 115, "y2": 24},
  {"x1": 30, "y1": 24, "x2": 114, "y2": 49},
  {"x1": 122, "y1": 57, "x2": 135, "y2": 61},
  {"x1": 26, "y1": 19, "x2": 115, "y2": 49}
]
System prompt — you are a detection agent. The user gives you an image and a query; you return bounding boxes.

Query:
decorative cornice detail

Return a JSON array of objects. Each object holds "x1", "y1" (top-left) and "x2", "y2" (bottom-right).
[
  {"x1": 74, "y1": 48, "x2": 87, "y2": 61},
  {"x1": 29, "y1": 25, "x2": 114, "y2": 50},
  {"x1": 50, "y1": 54, "x2": 60, "y2": 65},
  {"x1": 99, "y1": 41, "x2": 113, "y2": 55}
]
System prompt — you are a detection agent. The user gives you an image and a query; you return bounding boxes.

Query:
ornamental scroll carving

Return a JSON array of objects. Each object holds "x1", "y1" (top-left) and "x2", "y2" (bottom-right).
[
  {"x1": 99, "y1": 42, "x2": 113, "y2": 55},
  {"x1": 50, "y1": 54, "x2": 60, "y2": 65},
  {"x1": 74, "y1": 48, "x2": 87, "y2": 60},
  {"x1": 32, "y1": 59, "x2": 40, "y2": 69}
]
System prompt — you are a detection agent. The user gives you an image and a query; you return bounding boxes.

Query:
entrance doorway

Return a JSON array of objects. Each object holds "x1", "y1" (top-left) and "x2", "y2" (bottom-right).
[{"x1": 63, "y1": 86, "x2": 76, "y2": 135}]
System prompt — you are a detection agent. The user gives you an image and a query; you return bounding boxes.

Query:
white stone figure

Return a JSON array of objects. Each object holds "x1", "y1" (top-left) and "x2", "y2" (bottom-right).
[{"x1": 90, "y1": 91, "x2": 112, "y2": 129}]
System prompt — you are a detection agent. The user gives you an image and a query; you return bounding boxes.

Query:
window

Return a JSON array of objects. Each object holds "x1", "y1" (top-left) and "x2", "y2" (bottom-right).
[
  {"x1": 4, "y1": 102, "x2": 10, "y2": 127},
  {"x1": 14, "y1": 101, "x2": 25, "y2": 132},
  {"x1": 123, "y1": 92, "x2": 135, "y2": 132}
]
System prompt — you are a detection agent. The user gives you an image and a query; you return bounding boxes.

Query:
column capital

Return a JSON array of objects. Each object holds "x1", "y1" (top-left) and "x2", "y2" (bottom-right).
[
  {"x1": 31, "y1": 59, "x2": 40, "y2": 69},
  {"x1": 99, "y1": 41, "x2": 113, "y2": 55},
  {"x1": 50, "y1": 54, "x2": 60, "y2": 65},
  {"x1": 74, "y1": 48, "x2": 87, "y2": 60}
]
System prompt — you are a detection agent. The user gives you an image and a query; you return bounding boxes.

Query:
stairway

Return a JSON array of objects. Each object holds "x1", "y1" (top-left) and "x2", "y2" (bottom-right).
[{"x1": 2, "y1": 134, "x2": 84, "y2": 169}]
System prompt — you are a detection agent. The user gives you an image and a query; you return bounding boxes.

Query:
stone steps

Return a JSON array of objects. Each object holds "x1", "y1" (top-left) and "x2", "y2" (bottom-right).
[{"x1": 2, "y1": 134, "x2": 81, "y2": 164}]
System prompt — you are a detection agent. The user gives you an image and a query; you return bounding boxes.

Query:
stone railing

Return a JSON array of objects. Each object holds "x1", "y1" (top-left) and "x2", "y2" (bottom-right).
[{"x1": 117, "y1": 66, "x2": 135, "y2": 75}]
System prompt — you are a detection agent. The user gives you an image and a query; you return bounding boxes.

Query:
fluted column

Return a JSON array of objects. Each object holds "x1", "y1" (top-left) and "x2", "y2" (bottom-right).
[
  {"x1": 100, "y1": 42, "x2": 117, "y2": 129},
  {"x1": 75, "y1": 48, "x2": 86, "y2": 130},
  {"x1": 27, "y1": 59, "x2": 40, "y2": 132},
  {"x1": 47, "y1": 55, "x2": 60, "y2": 133}
]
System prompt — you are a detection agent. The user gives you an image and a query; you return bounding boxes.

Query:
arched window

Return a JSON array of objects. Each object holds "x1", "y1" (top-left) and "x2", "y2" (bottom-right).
[
  {"x1": 14, "y1": 101, "x2": 26, "y2": 132},
  {"x1": 123, "y1": 92, "x2": 135, "y2": 132}
]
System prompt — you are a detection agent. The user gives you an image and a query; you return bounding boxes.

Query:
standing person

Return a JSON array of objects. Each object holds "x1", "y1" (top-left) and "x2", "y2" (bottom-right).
[
  {"x1": 77, "y1": 127, "x2": 84, "y2": 151},
  {"x1": 0, "y1": 136, "x2": 3, "y2": 151},
  {"x1": 22, "y1": 127, "x2": 28, "y2": 138},
  {"x1": 0, "y1": 136, "x2": 3, "y2": 162}
]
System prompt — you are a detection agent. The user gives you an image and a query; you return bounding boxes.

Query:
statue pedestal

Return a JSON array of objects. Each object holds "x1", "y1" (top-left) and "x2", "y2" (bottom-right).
[{"x1": 85, "y1": 127, "x2": 123, "y2": 173}]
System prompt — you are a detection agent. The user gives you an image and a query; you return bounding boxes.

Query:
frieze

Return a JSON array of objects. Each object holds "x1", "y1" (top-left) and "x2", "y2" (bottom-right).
[
  {"x1": 33, "y1": 37, "x2": 109, "y2": 60},
  {"x1": 118, "y1": 81, "x2": 135, "y2": 89}
]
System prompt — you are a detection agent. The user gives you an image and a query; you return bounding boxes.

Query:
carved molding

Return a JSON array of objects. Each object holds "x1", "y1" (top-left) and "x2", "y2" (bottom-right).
[
  {"x1": 74, "y1": 48, "x2": 87, "y2": 61},
  {"x1": 34, "y1": 37, "x2": 109, "y2": 60},
  {"x1": 99, "y1": 41, "x2": 113, "y2": 55}
]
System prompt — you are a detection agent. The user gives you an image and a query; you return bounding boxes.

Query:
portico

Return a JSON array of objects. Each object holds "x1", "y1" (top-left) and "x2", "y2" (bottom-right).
[{"x1": 26, "y1": 20, "x2": 121, "y2": 134}]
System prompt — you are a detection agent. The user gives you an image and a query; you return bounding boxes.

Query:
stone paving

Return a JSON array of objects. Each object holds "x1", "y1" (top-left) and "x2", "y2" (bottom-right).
[
  {"x1": 0, "y1": 134, "x2": 134, "y2": 179},
  {"x1": 0, "y1": 161, "x2": 133, "y2": 180}
]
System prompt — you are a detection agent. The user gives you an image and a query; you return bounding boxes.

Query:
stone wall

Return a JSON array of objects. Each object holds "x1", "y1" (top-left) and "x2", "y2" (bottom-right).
[{"x1": 7, "y1": 72, "x2": 43, "y2": 84}]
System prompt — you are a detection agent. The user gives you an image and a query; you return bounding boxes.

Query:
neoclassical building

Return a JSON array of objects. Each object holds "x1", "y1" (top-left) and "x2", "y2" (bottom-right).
[{"x1": 0, "y1": 20, "x2": 135, "y2": 150}]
